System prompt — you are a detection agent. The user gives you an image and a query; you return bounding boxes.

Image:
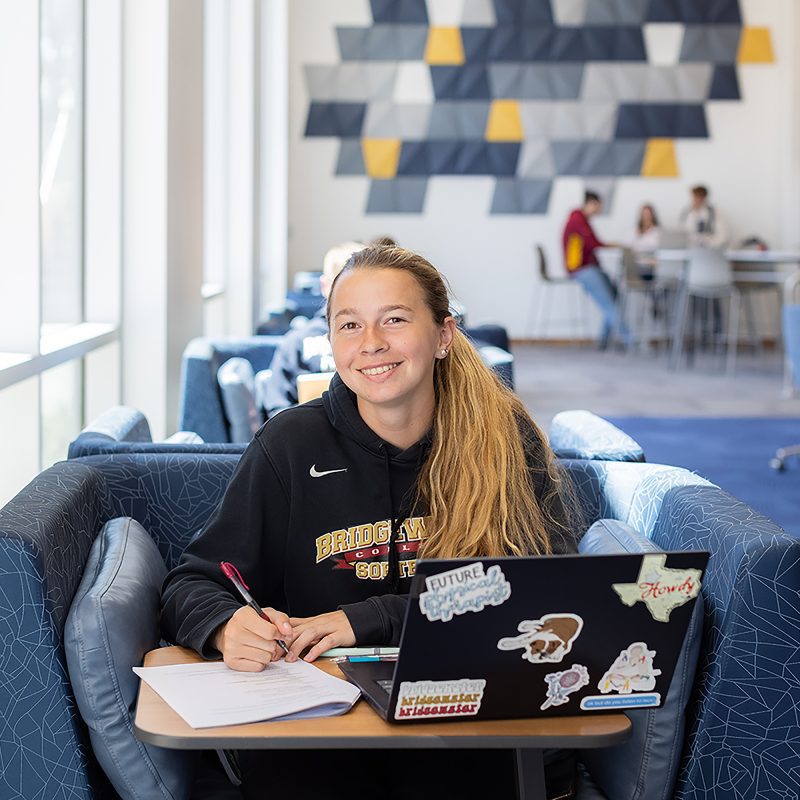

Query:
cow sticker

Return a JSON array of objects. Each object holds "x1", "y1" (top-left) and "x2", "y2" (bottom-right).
[
  {"x1": 597, "y1": 642, "x2": 661, "y2": 695},
  {"x1": 540, "y1": 664, "x2": 590, "y2": 711},
  {"x1": 395, "y1": 678, "x2": 486, "y2": 720},
  {"x1": 612, "y1": 554, "x2": 702, "y2": 622},
  {"x1": 418, "y1": 562, "x2": 511, "y2": 622},
  {"x1": 497, "y1": 613, "x2": 584, "y2": 663}
]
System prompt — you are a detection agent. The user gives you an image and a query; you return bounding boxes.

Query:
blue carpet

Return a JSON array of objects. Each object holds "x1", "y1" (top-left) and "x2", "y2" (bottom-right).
[{"x1": 605, "y1": 417, "x2": 800, "y2": 538}]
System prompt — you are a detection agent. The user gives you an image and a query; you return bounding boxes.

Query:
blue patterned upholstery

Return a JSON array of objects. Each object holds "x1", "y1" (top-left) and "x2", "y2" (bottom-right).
[
  {"x1": 177, "y1": 336, "x2": 284, "y2": 442},
  {"x1": 68, "y1": 406, "x2": 246, "y2": 458},
  {"x1": 1, "y1": 452, "x2": 797, "y2": 798},
  {"x1": 550, "y1": 409, "x2": 646, "y2": 462}
]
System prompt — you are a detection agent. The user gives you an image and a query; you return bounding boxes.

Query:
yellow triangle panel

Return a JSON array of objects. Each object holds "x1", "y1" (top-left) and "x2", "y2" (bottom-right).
[
  {"x1": 485, "y1": 100, "x2": 524, "y2": 142},
  {"x1": 362, "y1": 139, "x2": 401, "y2": 179},
  {"x1": 641, "y1": 139, "x2": 679, "y2": 178},
  {"x1": 738, "y1": 27, "x2": 775, "y2": 63},
  {"x1": 425, "y1": 27, "x2": 465, "y2": 65}
]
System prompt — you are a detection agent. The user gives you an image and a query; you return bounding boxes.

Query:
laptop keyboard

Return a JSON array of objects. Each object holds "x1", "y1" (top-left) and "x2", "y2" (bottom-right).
[{"x1": 377, "y1": 679, "x2": 393, "y2": 694}]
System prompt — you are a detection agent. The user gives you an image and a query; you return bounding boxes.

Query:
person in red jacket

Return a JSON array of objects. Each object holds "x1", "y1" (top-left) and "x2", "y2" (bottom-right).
[{"x1": 562, "y1": 191, "x2": 630, "y2": 349}]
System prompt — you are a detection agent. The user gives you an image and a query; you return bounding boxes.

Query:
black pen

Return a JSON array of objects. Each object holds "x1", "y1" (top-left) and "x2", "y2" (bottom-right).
[{"x1": 220, "y1": 561, "x2": 291, "y2": 658}]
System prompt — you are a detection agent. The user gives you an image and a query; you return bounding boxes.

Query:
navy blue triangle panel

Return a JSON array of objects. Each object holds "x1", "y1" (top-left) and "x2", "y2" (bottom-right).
[
  {"x1": 708, "y1": 65, "x2": 741, "y2": 100},
  {"x1": 305, "y1": 102, "x2": 367, "y2": 137},
  {"x1": 645, "y1": 0, "x2": 741, "y2": 24},
  {"x1": 493, "y1": 0, "x2": 554, "y2": 24},
  {"x1": 615, "y1": 103, "x2": 709, "y2": 138},
  {"x1": 454, "y1": 142, "x2": 521, "y2": 175},
  {"x1": 396, "y1": 141, "x2": 466, "y2": 175},
  {"x1": 370, "y1": 0, "x2": 428, "y2": 24},
  {"x1": 430, "y1": 66, "x2": 492, "y2": 99}
]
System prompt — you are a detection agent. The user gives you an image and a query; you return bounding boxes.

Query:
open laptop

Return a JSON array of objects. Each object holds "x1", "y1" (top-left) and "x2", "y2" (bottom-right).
[{"x1": 339, "y1": 551, "x2": 708, "y2": 724}]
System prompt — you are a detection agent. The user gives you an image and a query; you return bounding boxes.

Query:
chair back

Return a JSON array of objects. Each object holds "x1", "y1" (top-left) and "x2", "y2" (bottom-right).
[
  {"x1": 686, "y1": 248, "x2": 733, "y2": 292},
  {"x1": 783, "y1": 273, "x2": 800, "y2": 390},
  {"x1": 535, "y1": 244, "x2": 550, "y2": 282}
]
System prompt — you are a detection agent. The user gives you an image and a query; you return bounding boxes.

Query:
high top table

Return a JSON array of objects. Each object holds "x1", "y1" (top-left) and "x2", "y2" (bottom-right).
[{"x1": 135, "y1": 647, "x2": 632, "y2": 800}]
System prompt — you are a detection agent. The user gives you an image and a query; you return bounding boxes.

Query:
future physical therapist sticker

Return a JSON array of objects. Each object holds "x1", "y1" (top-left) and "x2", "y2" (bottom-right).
[
  {"x1": 418, "y1": 562, "x2": 511, "y2": 623},
  {"x1": 497, "y1": 613, "x2": 584, "y2": 664},
  {"x1": 395, "y1": 678, "x2": 486, "y2": 720},
  {"x1": 612, "y1": 554, "x2": 702, "y2": 622},
  {"x1": 540, "y1": 664, "x2": 590, "y2": 711}
]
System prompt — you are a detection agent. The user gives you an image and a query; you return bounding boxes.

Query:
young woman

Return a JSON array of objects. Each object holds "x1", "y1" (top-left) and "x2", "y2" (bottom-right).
[{"x1": 161, "y1": 246, "x2": 581, "y2": 798}]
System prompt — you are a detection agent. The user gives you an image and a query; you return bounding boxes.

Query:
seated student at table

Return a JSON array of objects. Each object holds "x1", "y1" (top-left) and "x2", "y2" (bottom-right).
[
  {"x1": 562, "y1": 190, "x2": 631, "y2": 349},
  {"x1": 631, "y1": 203, "x2": 661, "y2": 255},
  {"x1": 161, "y1": 245, "x2": 581, "y2": 799}
]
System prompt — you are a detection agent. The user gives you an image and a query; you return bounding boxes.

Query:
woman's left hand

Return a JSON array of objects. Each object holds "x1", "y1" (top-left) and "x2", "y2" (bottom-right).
[{"x1": 287, "y1": 610, "x2": 356, "y2": 662}]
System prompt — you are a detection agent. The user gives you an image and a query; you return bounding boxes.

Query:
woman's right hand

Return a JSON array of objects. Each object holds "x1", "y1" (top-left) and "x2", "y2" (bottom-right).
[{"x1": 213, "y1": 606, "x2": 294, "y2": 672}]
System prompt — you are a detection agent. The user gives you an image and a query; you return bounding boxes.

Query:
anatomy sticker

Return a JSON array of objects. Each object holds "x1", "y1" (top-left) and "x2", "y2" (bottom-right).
[
  {"x1": 598, "y1": 642, "x2": 661, "y2": 695},
  {"x1": 418, "y1": 562, "x2": 511, "y2": 622},
  {"x1": 395, "y1": 678, "x2": 486, "y2": 720},
  {"x1": 612, "y1": 554, "x2": 702, "y2": 622},
  {"x1": 497, "y1": 613, "x2": 584, "y2": 663},
  {"x1": 540, "y1": 664, "x2": 590, "y2": 711}
]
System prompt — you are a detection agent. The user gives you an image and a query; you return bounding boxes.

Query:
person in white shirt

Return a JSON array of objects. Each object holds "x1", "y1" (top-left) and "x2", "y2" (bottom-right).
[
  {"x1": 680, "y1": 185, "x2": 730, "y2": 249},
  {"x1": 631, "y1": 204, "x2": 661, "y2": 254}
]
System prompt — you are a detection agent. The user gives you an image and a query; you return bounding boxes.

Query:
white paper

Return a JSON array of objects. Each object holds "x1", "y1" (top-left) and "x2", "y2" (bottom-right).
[{"x1": 134, "y1": 659, "x2": 360, "y2": 729}]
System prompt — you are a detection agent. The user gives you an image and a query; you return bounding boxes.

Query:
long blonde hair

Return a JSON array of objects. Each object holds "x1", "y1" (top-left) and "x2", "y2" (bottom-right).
[{"x1": 328, "y1": 246, "x2": 578, "y2": 558}]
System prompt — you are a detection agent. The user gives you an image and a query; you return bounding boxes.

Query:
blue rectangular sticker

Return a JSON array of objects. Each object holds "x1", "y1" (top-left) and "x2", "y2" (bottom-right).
[{"x1": 580, "y1": 693, "x2": 661, "y2": 710}]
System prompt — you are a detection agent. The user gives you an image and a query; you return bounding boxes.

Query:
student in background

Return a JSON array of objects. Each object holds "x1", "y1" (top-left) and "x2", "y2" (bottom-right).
[
  {"x1": 263, "y1": 240, "x2": 366, "y2": 416},
  {"x1": 562, "y1": 190, "x2": 631, "y2": 350},
  {"x1": 162, "y1": 245, "x2": 581, "y2": 799},
  {"x1": 631, "y1": 203, "x2": 661, "y2": 254},
  {"x1": 680, "y1": 185, "x2": 730, "y2": 249}
]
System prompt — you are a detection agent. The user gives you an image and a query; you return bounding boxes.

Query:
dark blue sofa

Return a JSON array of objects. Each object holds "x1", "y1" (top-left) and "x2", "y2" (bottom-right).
[{"x1": 1, "y1": 454, "x2": 798, "y2": 799}]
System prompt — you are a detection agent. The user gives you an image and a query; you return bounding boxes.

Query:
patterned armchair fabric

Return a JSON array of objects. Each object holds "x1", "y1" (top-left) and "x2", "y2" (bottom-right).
[
  {"x1": 550, "y1": 409, "x2": 646, "y2": 462},
  {"x1": 0, "y1": 453, "x2": 797, "y2": 799},
  {"x1": 68, "y1": 406, "x2": 247, "y2": 458}
]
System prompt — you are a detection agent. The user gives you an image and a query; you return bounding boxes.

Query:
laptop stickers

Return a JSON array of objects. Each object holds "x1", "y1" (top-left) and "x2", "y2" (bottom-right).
[
  {"x1": 541, "y1": 665, "x2": 590, "y2": 710},
  {"x1": 418, "y1": 561, "x2": 511, "y2": 622},
  {"x1": 612, "y1": 554, "x2": 702, "y2": 622},
  {"x1": 395, "y1": 678, "x2": 486, "y2": 720},
  {"x1": 497, "y1": 613, "x2": 584, "y2": 663}
]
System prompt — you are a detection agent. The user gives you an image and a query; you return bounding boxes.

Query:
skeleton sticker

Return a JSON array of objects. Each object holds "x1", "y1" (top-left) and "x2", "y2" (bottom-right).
[
  {"x1": 612, "y1": 554, "x2": 702, "y2": 622},
  {"x1": 395, "y1": 678, "x2": 486, "y2": 720},
  {"x1": 597, "y1": 642, "x2": 661, "y2": 695},
  {"x1": 418, "y1": 562, "x2": 511, "y2": 622},
  {"x1": 540, "y1": 664, "x2": 590, "y2": 711},
  {"x1": 497, "y1": 613, "x2": 584, "y2": 664}
]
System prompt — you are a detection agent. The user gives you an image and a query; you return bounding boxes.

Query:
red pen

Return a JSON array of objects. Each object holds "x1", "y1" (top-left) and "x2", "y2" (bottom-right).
[{"x1": 220, "y1": 561, "x2": 291, "y2": 657}]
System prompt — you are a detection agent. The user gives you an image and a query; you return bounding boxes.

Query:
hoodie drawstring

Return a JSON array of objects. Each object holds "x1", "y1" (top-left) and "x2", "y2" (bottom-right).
[{"x1": 383, "y1": 445, "x2": 402, "y2": 593}]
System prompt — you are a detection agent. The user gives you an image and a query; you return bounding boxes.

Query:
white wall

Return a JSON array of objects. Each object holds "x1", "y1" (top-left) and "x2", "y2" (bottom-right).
[{"x1": 287, "y1": 0, "x2": 799, "y2": 338}]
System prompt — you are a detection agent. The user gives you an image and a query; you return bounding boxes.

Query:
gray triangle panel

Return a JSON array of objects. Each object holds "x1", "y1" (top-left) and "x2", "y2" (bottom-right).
[
  {"x1": 552, "y1": 0, "x2": 588, "y2": 26},
  {"x1": 394, "y1": 25, "x2": 430, "y2": 60},
  {"x1": 491, "y1": 178, "x2": 552, "y2": 213},
  {"x1": 517, "y1": 138, "x2": 556, "y2": 177},
  {"x1": 336, "y1": 28, "x2": 369, "y2": 60},
  {"x1": 366, "y1": 178, "x2": 428, "y2": 213},
  {"x1": 680, "y1": 25, "x2": 741, "y2": 64},
  {"x1": 552, "y1": 140, "x2": 586, "y2": 174},
  {"x1": 613, "y1": 140, "x2": 646, "y2": 174},
  {"x1": 397, "y1": 141, "x2": 431, "y2": 175},
  {"x1": 335, "y1": 140, "x2": 366, "y2": 175},
  {"x1": 488, "y1": 64, "x2": 524, "y2": 97},
  {"x1": 584, "y1": 0, "x2": 648, "y2": 25}
]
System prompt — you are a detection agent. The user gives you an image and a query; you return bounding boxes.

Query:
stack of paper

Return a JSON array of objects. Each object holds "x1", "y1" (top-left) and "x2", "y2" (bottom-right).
[{"x1": 134, "y1": 659, "x2": 360, "y2": 729}]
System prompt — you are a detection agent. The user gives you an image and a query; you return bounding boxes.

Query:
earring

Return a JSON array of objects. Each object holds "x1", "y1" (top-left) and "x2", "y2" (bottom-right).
[{"x1": 440, "y1": 349, "x2": 447, "y2": 357}]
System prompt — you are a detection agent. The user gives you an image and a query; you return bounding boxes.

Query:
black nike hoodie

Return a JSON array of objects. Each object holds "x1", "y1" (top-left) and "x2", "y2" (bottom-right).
[{"x1": 160, "y1": 373, "x2": 575, "y2": 657}]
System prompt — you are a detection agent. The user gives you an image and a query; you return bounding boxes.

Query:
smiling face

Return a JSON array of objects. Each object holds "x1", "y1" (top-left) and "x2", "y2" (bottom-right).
[{"x1": 328, "y1": 267, "x2": 455, "y2": 431}]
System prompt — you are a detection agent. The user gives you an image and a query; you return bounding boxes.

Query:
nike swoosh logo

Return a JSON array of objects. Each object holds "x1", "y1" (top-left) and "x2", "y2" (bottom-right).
[{"x1": 309, "y1": 464, "x2": 348, "y2": 478}]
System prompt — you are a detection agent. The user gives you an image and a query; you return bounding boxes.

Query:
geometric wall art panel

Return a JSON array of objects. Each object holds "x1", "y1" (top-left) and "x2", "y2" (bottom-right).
[{"x1": 302, "y1": 0, "x2": 771, "y2": 214}]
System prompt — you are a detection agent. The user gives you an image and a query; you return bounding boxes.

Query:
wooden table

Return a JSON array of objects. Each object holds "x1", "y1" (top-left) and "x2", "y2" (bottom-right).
[{"x1": 135, "y1": 647, "x2": 631, "y2": 800}]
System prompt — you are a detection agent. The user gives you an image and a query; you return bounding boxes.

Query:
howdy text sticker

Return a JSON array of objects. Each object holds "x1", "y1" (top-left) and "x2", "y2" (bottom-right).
[
  {"x1": 395, "y1": 678, "x2": 486, "y2": 720},
  {"x1": 612, "y1": 554, "x2": 702, "y2": 622},
  {"x1": 418, "y1": 562, "x2": 511, "y2": 622}
]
